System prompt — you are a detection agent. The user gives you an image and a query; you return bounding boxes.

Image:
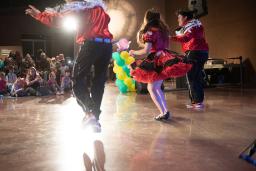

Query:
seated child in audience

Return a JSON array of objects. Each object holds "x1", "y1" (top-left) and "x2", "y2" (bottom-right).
[
  {"x1": 60, "y1": 60, "x2": 69, "y2": 78},
  {"x1": 25, "y1": 67, "x2": 42, "y2": 96},
  {"x1": 57, "y1": 70, "x2": 72, "y2": 95},
  {"x1": 6, "y1": 66, "x2": 17, "y2": 92},
  {"x1": 0, "y1": 72, "x2": 7, "y2": 95},
  {"x1": 11, "y1": 77, "x2": 27, "y2": 97},
  {"x1": 48, "y1": 71, "x2": 60, "y2": 95}
]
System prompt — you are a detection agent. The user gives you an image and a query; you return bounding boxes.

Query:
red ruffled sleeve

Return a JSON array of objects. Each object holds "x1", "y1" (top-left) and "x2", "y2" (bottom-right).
[{"x1": 35, "y1": 11, "x2": 66, "y2": 28}]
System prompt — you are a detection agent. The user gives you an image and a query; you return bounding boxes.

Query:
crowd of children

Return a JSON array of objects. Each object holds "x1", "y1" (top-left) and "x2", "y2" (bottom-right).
[{"x1": 0, "y1": 50, "x2": 72, "y2": 97}]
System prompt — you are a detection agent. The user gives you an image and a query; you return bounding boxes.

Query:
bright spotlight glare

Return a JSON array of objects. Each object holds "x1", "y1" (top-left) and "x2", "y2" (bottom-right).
[
  {"x1": 63, "y1": 16, "x2": 78, "y2": 31},
  {"x1": 108, "y1": 9, "x2": 126, "y2": 37}
]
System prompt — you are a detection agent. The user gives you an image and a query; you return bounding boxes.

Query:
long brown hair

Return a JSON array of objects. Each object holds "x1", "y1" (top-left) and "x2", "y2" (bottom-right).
[{"x1": 137, "y1": 9, "x2": 170, "y2": 47}]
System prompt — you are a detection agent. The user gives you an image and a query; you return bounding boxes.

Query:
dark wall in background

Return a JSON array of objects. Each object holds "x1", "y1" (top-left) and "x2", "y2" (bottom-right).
[
  {"x1": 0, "y1": 0, "x2": 256, "y2": 84},
  {"x1": 0, "y1": 14, "x2": 74, "y2": 58},
  {"x1": 0, "y1": 0, "x2": 165, "y2": 57},
  {"x1": 165, "y1": 0, "x2": 187, "y2": 52}
]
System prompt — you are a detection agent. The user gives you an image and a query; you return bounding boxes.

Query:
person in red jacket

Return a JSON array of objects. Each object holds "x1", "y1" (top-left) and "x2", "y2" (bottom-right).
[
  {"x1": 171, "y1": 10, "x2": 209, "y2": 109},
  {"x1": 26, "y1": 0, "x2": 113, "y2": 132}
]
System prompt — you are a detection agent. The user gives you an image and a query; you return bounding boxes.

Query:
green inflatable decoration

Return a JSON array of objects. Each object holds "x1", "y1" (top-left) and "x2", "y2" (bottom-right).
[{"x1": 112, "y1": 50, "x2": 136, "y2": 93}]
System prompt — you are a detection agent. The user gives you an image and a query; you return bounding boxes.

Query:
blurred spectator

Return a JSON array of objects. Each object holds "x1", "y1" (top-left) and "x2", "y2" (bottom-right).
[
  {"x1": 15, "y1": 51, "x2": 23, "y2": 74},
  {"x1": 47, "y1": 71, "x2": 60, "y2": 95},
  {"x1": 6, "y1": 66, "x2": 17, "y2": 92},
  {"x1": 4, "y1": 57, "x2": 15, "y2": 74},
  {"x1": 55, "y1": 55, "x2": 62, "y2": 86},
  {"x1": 37, "y1": 52, "x2": 51, "y2": 81},
  {"x1": 50, "y1": 57, "x2": 57, "y2": 69},
  {"x1": 20, "y1": 53, "x2": 36, "y2": 77},
  {"x1": 55, "y1": 55, "x2": 60, "y2": 62},
  {"x1": 37, "y1": 52, "x2": 50, "y2": 72},
  {"x1": 59, "y1": 54, "x2": 65, "y2": 61},
  {"x1": 24, "y1": 53, "x2": 35, "y2": 67},
  {"x1": 25, "y1": 67, "x2": 42, "y2": 96},
  {"x1": 57, "y1": 70, "x2": 72, "y2": 95},
  {"x1": 8, "y1": 51, "x2": 15, "y2": 60},
  {"x1": 0, "y1": 50, "x2": 71, "y2": 97},
  {"x1": 46, "y1": 56, "x2": 52, "y2": 72},
  {"x1": 11, "y1": 77, "x2": 27, "y2": 97},
  {"x1": 60, "y1": 60, "x2": 69, "y2": 78},
  {"x1": 0, "y1": 58, "x2": 4, "y2": 72},
  {"x1": 36, "y1": 49, "x2": 44, "y2": 61},
  {"x1": 0, "y1": 72, "x2": 7, "y2": 95}
]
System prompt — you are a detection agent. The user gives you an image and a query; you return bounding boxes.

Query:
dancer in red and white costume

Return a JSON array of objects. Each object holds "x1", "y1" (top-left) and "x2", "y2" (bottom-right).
[
  {"x1": 26, "y1": 0, "x2": 113, "y2": 132},
  {"x1": 171, "y1": 10, "x2": 209, "y2": 109}
]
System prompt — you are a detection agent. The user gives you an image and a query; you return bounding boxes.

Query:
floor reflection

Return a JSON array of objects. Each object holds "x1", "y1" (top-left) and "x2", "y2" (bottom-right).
[
  {"x1": 0, "y1": 86, "x2": 256, "y2": 171},
  {"x1": 83, "y1": 140, "x2": 106, "y2": 171},
  {"x1": 55, "y1": 98, "x2": 99, "y2": 171}
]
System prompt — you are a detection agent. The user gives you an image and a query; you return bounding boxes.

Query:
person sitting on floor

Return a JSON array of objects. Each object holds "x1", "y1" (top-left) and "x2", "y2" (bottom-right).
[
  {"x1": 0, "y1": 72, "x2": 7, "y2": 95},
  {"x1": 48, "y1": 71, "x2": 60, "y2": 95},
  {"x1": 6, "y1": 66, "x2": 17, "y2": 93},
  {"x1": 57, "y1": 70, "x2": 72, "y2": 95},
  {"x1": 25, "y1": 67, "x2": 42, "y2": 96},
  {"x1": 11, "y1": 77, "x2": 27, "y2": 97}
]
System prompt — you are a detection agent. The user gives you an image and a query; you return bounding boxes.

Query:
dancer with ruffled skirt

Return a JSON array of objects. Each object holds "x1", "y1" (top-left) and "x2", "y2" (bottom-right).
[{"x1": 129, "y1": 9, "x2": 192, "y2": 121}]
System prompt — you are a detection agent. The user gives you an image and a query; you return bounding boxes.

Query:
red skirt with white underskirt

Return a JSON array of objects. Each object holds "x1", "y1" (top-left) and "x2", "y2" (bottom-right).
[{"x1": 130, "y1": 51, "x2": 192, "y2": 83}]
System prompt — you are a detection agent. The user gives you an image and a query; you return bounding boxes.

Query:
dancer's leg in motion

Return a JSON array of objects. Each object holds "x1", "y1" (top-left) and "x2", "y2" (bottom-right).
[
  {"x1": 186, "y1": 51, "x2": 208, "y2": 108},
  {"x1": 147, "y1": 80, "x2": 168, "y2": 114},
  {"x1": 91, "y1": 43, "x2": 112, "y2": 120},
  {"x1": 156, "y1": 86, "x2": 168, "y2": 114},
  {"x1": 72, "y1": 42, "x2": 112, "y2": 132},
  {"x1": 73, "y1": 43, "x2": 95, "y2": 117}
]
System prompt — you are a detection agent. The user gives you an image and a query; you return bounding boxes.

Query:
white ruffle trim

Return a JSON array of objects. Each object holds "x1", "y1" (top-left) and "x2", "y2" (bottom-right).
[
  {"x1": 45, "y1": 0, "x2": 106, "y2": 13},
  {"x1": 176, "y1": 19, "x2": 202, "y2": 35}
]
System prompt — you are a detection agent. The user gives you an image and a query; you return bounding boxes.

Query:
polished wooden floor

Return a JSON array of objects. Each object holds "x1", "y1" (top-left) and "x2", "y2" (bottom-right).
[{"x1": 0, "y1": 84, "x2": 255, "y2": 171}]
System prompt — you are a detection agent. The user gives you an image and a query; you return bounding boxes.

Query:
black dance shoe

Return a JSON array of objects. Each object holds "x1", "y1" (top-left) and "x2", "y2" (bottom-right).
[{"x1": 154, "y1": 111, "x2": 170, "y2": 121}]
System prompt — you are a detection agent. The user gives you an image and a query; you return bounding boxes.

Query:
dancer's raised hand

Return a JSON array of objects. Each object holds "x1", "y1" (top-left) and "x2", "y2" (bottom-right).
[{"x1": 25, "y1": 5, "x2": 41, "y2": 18}]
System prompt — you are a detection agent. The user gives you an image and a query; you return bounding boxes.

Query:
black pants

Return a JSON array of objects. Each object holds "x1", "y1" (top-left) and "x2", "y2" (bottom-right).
[
  {"x1": 72, "y1": 41, "x2": 112, "y2": 120},
  {"x1": 186, "y1": 51, "x2": 209, "y2": 103}
]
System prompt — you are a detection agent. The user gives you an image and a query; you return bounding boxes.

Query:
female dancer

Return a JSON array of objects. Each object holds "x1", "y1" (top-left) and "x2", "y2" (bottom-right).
[{"x1": 129, "y1": 9, "x2": 192, "y2": 120}]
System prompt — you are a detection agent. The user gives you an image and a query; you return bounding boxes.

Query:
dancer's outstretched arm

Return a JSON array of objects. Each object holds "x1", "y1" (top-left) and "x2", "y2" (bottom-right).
[
  {"x1": 129, "y1": 43, "x2": 152, "y2": 58},
  {"x1": 25, "y1": 5, "x2": 69, "y2": 28},
  {"x1": 170, "y1": 31, "x2": 194, "y2": 43}
]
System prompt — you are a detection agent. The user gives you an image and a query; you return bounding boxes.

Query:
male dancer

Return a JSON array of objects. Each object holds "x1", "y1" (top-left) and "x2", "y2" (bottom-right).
[
  {"x1": 171, "y1": 10, "x2": 209, "y2": 109},
  {"x1": 26, "y1": 0, "x2": 113, "y2": 132}
]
